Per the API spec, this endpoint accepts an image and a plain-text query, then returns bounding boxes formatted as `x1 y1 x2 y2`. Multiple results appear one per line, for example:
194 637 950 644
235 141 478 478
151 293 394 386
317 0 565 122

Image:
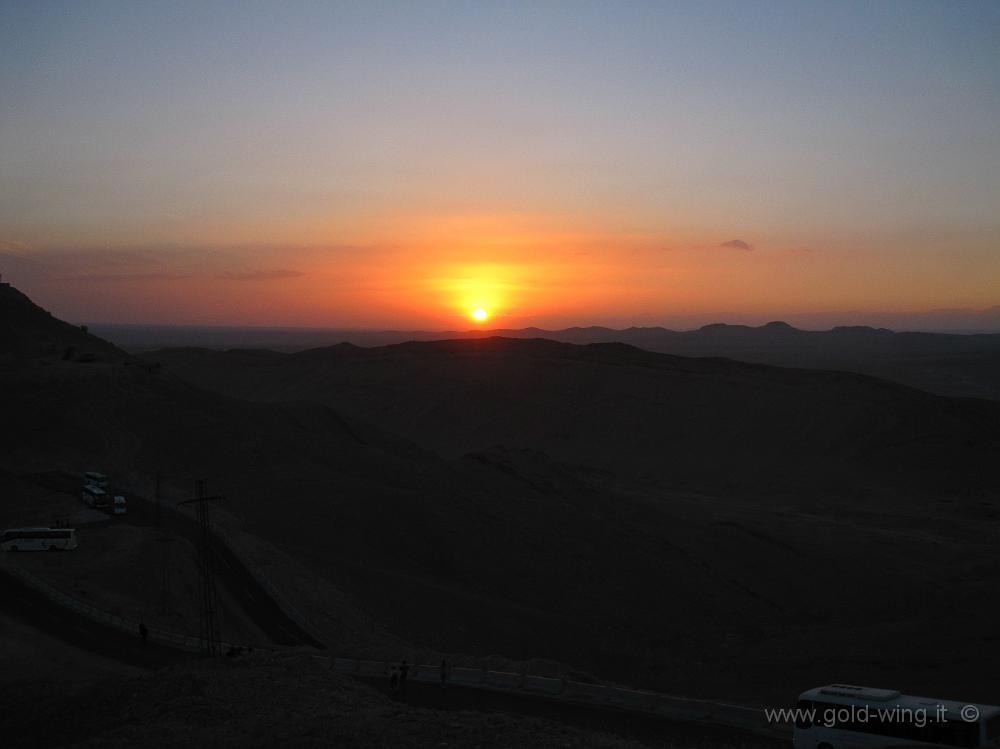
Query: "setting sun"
471 308 489 322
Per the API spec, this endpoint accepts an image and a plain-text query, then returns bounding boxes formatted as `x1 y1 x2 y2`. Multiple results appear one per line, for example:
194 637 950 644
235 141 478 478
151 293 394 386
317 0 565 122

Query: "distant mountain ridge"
527 322 1000 400
102 318 1000 401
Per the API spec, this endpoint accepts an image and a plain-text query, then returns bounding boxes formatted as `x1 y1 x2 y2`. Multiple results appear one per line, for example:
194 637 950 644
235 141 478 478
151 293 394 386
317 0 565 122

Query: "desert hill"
137 334 1000 702
4 283 1000 708
542 322 1000 401
0 281 124 364
0 653 772 749
145 336 1000 499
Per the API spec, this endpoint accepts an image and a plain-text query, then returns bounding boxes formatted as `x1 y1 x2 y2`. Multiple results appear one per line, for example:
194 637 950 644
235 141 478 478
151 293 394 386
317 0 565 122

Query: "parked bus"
795 684 1000 749
1 528 78 552
82 484 109 509
84 471 108 489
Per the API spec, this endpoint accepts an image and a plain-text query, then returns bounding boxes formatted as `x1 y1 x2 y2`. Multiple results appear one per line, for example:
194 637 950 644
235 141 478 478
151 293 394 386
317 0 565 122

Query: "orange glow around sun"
471 307 489 322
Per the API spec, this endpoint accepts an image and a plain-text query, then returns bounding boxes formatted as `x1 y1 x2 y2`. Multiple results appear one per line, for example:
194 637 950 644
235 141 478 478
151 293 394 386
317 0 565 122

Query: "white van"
82 484 109 509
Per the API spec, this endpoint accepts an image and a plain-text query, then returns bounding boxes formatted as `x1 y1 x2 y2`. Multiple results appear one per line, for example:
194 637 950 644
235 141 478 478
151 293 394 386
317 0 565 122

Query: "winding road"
2 472 785 746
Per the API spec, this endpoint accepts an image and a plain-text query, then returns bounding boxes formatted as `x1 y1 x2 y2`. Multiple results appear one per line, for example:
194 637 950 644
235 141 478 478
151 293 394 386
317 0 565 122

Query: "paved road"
0 564 192 669
0 572 783 749
24 471 324 650
8 472 784 745
361 676 787 748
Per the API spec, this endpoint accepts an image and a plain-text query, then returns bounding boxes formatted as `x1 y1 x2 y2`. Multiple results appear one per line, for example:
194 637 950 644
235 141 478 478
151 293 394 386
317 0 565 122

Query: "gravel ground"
0 653 772 749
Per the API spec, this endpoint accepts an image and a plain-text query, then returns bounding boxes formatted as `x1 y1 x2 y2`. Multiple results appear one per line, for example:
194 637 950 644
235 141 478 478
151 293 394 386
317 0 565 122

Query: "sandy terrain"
0 471 279 646
0 653 775 749
0 610 140 687
3 285 999 716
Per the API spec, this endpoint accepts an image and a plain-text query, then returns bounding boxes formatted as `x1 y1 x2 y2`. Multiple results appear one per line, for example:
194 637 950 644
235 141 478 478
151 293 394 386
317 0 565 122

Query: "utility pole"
155 471 172 617
154 471 162 528
178 479 225 656
157 532 173 617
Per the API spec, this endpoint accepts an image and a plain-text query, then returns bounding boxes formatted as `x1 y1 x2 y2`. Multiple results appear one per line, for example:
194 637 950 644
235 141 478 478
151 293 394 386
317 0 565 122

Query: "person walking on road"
139 620 148 646
440 658 448 688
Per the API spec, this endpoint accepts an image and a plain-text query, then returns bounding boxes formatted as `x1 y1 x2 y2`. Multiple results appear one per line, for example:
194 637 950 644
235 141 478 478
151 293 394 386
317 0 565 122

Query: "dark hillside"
114 319 1000 399
0 282 124 364
146 336 1000 499
4 284 1000 707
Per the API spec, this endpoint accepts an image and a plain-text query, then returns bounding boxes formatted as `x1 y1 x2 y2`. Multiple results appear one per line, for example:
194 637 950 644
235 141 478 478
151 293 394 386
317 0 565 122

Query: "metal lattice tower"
154 471 162 528
157 532 173 616
178 479 225 656
155 472 173 616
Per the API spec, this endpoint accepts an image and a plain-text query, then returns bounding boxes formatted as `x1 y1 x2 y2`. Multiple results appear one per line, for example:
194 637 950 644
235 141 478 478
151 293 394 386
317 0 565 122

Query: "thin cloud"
216 269 304 281
61 269 304 282
0 240 32 253
720 239 754 251
13 244 313 284
61 272 195 282
0 248 54 282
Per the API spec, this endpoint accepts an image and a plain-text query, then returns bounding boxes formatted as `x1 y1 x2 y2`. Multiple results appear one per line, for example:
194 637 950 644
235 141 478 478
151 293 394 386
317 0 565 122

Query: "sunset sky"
1 1 998 329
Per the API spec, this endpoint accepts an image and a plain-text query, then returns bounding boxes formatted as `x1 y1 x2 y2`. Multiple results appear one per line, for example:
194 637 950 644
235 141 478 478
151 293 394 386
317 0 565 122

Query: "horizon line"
85 319 1000 336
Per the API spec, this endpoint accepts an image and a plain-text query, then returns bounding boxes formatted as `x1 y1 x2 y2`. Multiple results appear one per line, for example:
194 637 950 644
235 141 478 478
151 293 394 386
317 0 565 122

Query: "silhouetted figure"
388 666 399 693
399 659 409 696
440 658 448 687
139 620 148 646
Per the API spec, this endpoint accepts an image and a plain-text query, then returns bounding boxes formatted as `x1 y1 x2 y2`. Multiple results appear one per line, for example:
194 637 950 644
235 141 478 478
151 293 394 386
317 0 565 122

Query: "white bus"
1 528 78 552
82 484 109 509
794 684 1000 749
